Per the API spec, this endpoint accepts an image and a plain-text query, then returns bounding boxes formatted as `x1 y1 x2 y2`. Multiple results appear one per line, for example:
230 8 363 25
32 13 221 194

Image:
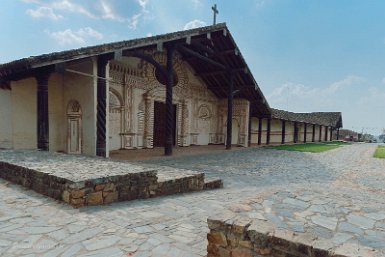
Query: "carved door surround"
67 100 82 154
143 87 188 148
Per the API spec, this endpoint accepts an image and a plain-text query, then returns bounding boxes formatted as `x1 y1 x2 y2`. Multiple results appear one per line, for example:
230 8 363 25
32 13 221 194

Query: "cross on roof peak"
212 4 218 25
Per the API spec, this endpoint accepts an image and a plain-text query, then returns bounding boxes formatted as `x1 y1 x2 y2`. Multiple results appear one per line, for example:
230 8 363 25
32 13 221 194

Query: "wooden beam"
212 49 238 56
123 50 167 77
177 45 227 70
195 67 247 77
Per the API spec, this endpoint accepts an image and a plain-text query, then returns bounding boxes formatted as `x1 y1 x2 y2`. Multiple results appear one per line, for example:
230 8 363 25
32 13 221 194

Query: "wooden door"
153 102 176 147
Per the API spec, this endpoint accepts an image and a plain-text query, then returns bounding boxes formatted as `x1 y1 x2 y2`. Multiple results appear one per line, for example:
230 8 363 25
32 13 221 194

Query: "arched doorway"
109 90 123 151
67 100 82 154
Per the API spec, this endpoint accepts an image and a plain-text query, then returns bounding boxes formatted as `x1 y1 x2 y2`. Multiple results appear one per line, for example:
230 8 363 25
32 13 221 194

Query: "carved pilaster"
143 95 153 148
180 100 189 146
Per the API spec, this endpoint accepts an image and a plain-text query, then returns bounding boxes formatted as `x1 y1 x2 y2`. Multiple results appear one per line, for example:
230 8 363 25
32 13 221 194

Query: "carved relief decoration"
198 104 212 120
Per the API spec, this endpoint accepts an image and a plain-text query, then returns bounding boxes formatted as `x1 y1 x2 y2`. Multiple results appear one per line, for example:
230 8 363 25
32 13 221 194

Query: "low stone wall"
0 150 223 208
0 161 70 200
207 216 347 257
62 172 159 208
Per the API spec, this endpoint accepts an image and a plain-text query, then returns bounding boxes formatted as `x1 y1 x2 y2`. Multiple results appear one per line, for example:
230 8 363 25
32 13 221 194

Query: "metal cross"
212 4 218 25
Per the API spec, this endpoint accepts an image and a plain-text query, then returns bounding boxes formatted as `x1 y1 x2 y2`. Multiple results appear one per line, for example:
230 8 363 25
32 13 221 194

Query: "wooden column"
324 126 328 141
330 127 333 141
257 118 262 145
312 124 315 142
266 118 271 145
36 72 51 151
96 56 109 157
337 128 340 140
165 45 175 156
247 104 252 147
303 123 307 143
226 72 234 150
281 120 286 144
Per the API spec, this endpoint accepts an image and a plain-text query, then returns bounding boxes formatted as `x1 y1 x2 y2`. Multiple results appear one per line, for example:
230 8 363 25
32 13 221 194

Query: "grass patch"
374 145 385 158
323 140 351 145
271 143 341 153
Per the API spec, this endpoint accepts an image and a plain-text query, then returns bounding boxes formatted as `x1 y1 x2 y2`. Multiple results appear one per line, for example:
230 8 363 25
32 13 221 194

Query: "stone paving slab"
0 143 384 256
0 150 155 182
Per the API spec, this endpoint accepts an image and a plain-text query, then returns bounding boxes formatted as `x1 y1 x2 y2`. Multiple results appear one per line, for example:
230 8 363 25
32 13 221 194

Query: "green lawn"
271 143 342 153
374 145 385 158
323 141 351 145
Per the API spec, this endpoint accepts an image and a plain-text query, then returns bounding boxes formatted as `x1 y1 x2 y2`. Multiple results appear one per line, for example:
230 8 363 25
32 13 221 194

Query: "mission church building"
0 23 342 157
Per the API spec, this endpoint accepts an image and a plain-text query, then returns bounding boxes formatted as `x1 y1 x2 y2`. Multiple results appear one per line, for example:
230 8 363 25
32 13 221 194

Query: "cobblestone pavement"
1 143 385 256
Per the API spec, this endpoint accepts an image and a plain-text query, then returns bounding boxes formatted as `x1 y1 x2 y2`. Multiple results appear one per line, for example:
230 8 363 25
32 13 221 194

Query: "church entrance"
153 101 176 147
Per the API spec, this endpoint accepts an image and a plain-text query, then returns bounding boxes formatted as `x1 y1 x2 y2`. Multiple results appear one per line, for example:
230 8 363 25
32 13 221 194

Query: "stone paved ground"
1 143 385 256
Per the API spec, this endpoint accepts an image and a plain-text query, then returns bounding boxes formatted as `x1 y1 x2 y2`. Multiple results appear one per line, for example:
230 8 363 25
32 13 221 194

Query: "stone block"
217 247 231 257
207 232 227 247
239 240 252 249
231 247 253 257
94 184 106 191
255 247 272 255
62 190 70 203
70 197 85 208
208 218 226 231
103 182 115 192
207 243 219 255
87 191 103 205
103 191 118 204
71 189 85 199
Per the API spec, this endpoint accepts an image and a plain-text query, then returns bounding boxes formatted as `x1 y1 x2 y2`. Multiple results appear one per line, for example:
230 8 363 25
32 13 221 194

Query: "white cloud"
100 0 125 22
128 14 141 29
327 75 364 93
51 0 96 18
146 33 153 37
266 75 385 135
192 0 202 6
183 19 207 30
26 6 63 20
137 0 149 10
267 75 365 112
21 0 42 4
48 27 103 45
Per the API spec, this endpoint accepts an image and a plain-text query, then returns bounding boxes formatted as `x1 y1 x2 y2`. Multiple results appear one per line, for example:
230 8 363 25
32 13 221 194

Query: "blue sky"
1 0 384 135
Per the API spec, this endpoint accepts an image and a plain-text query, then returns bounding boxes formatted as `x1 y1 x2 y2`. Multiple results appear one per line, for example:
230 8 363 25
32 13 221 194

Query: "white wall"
49 73 65 152
0 89 13 148
64 59 97 156
270 119 282 144
11 79 37 149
